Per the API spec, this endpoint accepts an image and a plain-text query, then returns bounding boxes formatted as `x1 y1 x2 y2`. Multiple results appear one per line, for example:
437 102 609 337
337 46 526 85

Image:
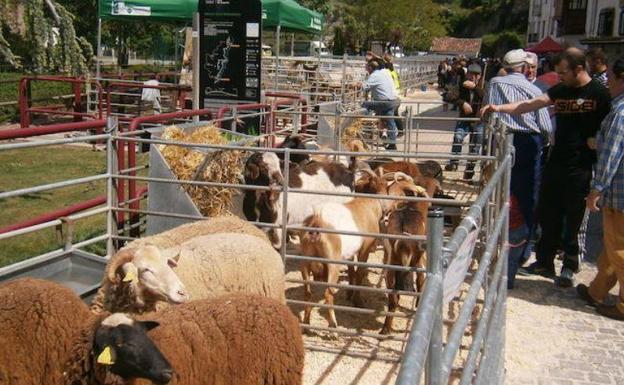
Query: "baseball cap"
502 49 528 68
467 64 482 74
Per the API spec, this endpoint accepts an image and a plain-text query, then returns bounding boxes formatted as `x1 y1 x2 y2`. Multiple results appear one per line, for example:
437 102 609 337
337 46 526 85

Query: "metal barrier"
18 76 104 128
0 89 511 383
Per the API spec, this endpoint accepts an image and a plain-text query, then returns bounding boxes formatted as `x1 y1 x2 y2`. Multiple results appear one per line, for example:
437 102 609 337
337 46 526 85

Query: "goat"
380 189 430 334
243 152 354 249
299 169 425 328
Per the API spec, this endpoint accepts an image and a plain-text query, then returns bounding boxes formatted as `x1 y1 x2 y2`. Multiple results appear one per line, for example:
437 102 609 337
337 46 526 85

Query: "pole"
96 18 102 80
291 33 295 56
192 12 200 117
275 25 281 91
425 207 445 385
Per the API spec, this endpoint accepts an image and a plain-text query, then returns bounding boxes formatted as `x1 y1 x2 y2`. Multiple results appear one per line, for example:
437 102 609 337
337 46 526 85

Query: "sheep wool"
0 278 93 385
128 215 270 249
142 294 304 385
174 233 286 303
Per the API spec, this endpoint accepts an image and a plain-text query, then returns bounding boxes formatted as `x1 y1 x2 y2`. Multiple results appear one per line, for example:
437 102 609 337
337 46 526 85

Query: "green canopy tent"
97 0 324 89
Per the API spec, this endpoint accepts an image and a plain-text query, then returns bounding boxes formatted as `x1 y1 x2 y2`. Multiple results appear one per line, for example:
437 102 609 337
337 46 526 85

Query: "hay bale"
159 125 246 217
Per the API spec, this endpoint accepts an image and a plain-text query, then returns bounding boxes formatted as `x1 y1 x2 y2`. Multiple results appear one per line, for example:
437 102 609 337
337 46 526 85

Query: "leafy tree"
0 0 91 73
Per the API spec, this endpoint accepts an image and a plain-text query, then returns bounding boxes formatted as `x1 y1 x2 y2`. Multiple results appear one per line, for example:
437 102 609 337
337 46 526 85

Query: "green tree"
0 0 91 73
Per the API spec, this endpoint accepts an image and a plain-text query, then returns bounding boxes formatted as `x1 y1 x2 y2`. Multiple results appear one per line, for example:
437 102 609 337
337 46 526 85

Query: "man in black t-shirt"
480 48 611 288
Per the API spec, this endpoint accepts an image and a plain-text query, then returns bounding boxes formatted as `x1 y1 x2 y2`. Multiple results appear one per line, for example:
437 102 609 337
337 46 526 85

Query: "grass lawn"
0 72 76 123
0 145 109 267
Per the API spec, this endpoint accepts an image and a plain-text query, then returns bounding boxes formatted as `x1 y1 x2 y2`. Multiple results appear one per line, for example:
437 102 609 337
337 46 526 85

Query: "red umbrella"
526 36 563 54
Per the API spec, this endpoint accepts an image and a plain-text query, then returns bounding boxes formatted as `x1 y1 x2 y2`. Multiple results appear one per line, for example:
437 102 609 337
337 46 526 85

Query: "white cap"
503 49 528 68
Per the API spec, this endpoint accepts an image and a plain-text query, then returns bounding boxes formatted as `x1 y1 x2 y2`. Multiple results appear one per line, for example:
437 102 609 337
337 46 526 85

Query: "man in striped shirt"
481 49 552 284
578 56 624 321
481 48 611 288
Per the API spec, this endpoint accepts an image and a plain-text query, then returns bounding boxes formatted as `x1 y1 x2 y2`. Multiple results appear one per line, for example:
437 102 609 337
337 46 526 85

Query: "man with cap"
480 49 553 287
481 48 611 288
445 63 485 180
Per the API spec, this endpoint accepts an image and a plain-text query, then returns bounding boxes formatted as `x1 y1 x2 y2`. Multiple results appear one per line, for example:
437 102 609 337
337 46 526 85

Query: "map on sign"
443 217 481 304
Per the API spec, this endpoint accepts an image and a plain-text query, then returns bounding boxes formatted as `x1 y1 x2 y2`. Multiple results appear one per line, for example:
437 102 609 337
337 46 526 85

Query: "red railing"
19 76 104 128
265 91 309 130
105 82 191 122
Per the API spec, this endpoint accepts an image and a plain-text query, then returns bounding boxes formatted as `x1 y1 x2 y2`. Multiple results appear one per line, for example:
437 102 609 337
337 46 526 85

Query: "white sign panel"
443 218 481 304
111 2 151 16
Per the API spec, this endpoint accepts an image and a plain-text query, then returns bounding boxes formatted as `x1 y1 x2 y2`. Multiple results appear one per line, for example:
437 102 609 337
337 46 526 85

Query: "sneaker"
596 304 624 321
444 163 458 172
381 131 388 140
517 262 556 278
556 267 574 288
463 171 474 181
385 143 398 151
576 284 599 307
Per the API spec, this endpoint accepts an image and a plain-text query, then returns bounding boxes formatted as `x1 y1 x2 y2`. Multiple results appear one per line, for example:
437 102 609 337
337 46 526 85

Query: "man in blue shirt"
578 57 624 321
481 49 552 286
361 59 400 150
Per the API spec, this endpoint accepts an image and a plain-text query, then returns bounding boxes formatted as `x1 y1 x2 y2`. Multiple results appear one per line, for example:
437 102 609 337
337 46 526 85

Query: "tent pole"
96 18 102 80
291 33 294 56
275 25 281 91
192 12 200 115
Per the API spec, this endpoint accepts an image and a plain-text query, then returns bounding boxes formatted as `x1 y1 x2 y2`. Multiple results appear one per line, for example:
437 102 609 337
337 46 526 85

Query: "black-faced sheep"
66 295 304 385
92 233 285 314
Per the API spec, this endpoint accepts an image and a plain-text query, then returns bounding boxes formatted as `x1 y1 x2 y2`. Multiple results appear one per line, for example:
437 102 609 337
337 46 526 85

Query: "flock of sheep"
0 134 448 384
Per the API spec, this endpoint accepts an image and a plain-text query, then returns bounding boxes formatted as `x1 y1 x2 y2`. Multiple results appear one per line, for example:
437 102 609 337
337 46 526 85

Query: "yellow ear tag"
97 346 115 365
123 269 138 283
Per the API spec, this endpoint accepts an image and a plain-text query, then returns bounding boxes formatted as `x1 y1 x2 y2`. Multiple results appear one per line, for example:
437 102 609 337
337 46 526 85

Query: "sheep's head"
107 245 189 310
94 313 172 385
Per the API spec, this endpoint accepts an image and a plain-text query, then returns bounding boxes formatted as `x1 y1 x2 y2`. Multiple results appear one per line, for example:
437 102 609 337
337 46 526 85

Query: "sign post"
198 0 262 108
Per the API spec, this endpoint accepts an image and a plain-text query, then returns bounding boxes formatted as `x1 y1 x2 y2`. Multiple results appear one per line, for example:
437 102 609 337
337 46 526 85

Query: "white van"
293 41 330 57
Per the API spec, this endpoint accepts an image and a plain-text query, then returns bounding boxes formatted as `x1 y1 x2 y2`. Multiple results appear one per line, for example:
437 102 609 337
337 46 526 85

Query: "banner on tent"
198 0 262 106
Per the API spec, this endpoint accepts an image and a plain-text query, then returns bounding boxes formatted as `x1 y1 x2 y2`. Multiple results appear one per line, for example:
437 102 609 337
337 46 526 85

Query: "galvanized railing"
396 120 512 385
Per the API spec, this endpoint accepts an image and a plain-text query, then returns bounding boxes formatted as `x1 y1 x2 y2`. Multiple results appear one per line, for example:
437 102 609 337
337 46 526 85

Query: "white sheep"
92 232 286 314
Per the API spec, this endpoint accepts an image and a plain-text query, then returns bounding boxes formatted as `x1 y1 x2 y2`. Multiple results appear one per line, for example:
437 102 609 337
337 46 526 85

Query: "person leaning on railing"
578 56 624 321
479 49 553 286
359 58 401 151
481 48 611 289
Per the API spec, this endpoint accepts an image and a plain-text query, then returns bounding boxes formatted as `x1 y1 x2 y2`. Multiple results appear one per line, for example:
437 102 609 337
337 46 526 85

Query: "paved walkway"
506 258 624 385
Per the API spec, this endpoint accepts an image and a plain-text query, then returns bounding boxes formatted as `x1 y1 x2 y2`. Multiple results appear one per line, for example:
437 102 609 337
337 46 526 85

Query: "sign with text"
198 0 262 107
443 218 481 304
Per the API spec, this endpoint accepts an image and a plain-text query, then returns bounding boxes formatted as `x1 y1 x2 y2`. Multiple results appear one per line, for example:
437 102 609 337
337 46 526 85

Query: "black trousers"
535 165 591 272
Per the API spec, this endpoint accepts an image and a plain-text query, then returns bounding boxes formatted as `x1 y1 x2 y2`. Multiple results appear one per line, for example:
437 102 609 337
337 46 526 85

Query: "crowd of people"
439 47 624 321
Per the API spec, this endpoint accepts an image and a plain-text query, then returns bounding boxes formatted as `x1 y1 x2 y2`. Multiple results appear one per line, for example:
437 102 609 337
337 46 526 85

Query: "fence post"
106 116 119 255
73 80 82 122
425 207 445 385
340 53 347 103
19 78 30 128
279 148 290 263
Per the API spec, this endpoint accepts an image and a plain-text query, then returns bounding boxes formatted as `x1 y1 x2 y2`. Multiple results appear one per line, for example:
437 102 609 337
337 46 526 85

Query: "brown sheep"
0 278 93 385
65 295 304 385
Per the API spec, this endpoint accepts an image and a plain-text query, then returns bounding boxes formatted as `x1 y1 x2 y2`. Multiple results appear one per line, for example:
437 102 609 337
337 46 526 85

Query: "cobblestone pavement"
505 258 624 385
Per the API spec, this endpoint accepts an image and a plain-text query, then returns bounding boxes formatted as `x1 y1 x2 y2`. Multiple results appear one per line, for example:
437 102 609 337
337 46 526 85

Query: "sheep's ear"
137 320 160 332
96 346 116 365
161 246 181 264
121 262 139 283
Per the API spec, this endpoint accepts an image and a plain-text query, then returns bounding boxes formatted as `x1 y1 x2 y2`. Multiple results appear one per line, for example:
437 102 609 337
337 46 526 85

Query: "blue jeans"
362 100 400 144
450 121 484 172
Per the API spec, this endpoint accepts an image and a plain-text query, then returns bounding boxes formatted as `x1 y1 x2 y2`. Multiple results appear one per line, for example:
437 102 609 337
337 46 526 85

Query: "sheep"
127 215 271 249
0 278 95 385
65 294 304 385
92 233 286 314
299 169 426 328
0 278 302 385
380 193 430 335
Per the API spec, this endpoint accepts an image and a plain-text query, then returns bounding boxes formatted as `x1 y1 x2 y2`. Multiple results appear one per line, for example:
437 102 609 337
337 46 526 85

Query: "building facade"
527 0 624 58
